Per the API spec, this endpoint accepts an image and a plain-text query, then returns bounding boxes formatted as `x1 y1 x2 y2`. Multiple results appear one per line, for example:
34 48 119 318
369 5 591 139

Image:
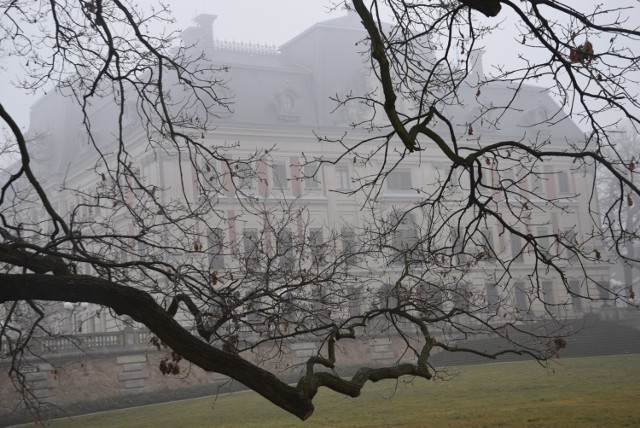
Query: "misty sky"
0 0 342 130
0 0 637 132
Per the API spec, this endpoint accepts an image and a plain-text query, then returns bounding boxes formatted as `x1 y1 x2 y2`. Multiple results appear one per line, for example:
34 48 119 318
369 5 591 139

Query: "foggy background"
0 0 343 129
2 0 636 132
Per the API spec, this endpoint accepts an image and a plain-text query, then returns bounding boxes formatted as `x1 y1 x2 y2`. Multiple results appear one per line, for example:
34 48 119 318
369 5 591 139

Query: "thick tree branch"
297 324 433 401
459 0 502 17
0 274 315 420
166 293 213 342
0 243 71 275
298 363 431 401
352 0 421 152
0 103 69 238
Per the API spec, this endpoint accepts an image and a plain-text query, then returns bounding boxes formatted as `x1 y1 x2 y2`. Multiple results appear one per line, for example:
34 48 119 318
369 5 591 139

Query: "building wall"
18 13 608 336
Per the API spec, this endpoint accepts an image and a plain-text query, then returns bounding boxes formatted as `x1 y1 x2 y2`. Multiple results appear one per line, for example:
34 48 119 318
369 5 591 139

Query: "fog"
1 0 639 425
2 0 636 130
0 0 342 129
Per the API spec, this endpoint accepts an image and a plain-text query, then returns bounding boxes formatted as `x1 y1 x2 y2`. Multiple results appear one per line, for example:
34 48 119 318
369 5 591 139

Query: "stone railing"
29 329 150 356
18 306 640 359
212 39 279 55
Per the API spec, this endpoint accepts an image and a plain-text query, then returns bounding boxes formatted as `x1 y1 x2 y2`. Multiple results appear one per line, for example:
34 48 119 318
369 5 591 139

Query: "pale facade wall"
27 120 606 335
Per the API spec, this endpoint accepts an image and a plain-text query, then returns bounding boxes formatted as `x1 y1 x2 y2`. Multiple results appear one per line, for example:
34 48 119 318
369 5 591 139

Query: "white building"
21 12 608 337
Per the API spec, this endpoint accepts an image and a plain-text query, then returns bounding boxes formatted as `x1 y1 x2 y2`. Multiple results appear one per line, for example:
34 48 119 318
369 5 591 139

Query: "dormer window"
274 87 300 121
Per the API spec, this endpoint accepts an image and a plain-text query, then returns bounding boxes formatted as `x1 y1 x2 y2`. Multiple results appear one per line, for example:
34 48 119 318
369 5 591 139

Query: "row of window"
499 168 574 198
232 162 328 192
232 163 414 193
509 280 585 313
473 226 581 264
208 224 585 271
229 277 592 330
418 281 587 316
207 227 359 271
368 279 590 317
236 164 574 196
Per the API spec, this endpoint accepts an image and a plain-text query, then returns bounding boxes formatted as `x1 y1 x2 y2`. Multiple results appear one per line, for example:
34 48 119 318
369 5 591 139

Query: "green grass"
50 354 640 427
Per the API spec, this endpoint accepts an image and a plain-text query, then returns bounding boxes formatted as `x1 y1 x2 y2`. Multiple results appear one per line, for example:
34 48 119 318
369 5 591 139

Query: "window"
243 229 259 265
272 162 288 189
244 292 263 324
341 228 357 265
452 282 470 311
207 228 225 270
335 165 350 190
563 227 577 262
137 241 147 258
159 226 170 263
392 226 419 265
378 283 400 309
312 286 331 325
514 281 529 313
568 280 583 312
529 169 544 196
597 282 612 301
312 285 325 311
129 166 144 201
391 213 419 265
502 169 515 190
450 225 469 264
120 247 129 264
417 281 443 314
303 164 320 189
279 290 298 324
536 227 550 251
387 169 412 191
80 205 90 222
347 286 361 317
309 228 325 267
486 284 499 313
276 228 295 269
93 203 102 220
478 228 495 261
557 170 570 194
543 281 555 308
563 227 576 243
447 169 460 191
199 160 220 197
510 233 524 263
234 162 255 190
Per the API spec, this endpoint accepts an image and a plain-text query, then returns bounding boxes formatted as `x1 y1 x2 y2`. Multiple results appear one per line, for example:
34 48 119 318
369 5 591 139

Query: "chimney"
193 14 217 47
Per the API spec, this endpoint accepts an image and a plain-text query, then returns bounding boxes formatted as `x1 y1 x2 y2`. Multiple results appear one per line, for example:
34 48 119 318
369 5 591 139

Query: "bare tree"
1 0 639 421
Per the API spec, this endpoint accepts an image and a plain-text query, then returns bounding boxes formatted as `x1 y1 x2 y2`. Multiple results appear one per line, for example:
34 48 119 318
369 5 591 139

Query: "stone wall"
0 329 421 423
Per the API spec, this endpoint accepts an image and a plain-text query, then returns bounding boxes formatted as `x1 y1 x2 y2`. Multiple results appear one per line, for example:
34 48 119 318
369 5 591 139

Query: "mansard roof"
27 12 584 173
179 12 584 139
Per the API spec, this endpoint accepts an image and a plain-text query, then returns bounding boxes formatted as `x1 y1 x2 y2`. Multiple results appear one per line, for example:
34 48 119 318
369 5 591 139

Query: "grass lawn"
50 354 640 427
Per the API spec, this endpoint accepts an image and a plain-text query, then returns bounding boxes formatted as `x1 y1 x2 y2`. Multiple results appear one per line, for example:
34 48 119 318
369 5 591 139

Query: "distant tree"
1 0 639 421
